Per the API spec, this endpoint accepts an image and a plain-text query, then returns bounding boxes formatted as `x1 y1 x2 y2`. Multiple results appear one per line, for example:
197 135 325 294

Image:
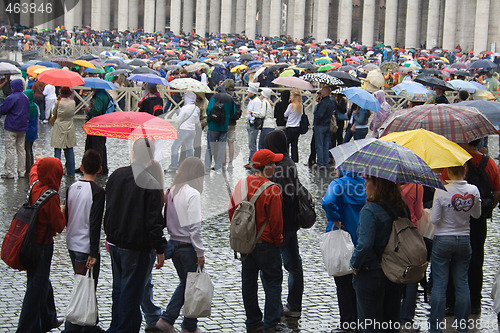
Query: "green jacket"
206 93 235 132
88 90 111 119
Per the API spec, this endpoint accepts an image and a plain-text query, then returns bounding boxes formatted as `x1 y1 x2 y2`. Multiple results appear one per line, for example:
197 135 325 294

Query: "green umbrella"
318 64 335 72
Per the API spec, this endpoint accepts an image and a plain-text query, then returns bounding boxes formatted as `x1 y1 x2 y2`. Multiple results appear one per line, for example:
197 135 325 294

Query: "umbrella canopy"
83 77 118 89
230 64 248 73
472 89 496 101
469 59 497 70
104 69 131 79
380 62 400 72
297 62 317 69
380 104 498 143
36 61 61 68
0 59 21 67
380 129 471 169
330 138 445 189
391 81 435 102
50 57 76 68
300 73 343 86
0 62 21 75
131 67 160 75
414 75 455 91
327 71 361 87
448 79 478 93
128 59 148 67
271 77 314 89
82 111 177 140
365 70 385 89
37 69 85 87
73 60 96 69
363 63 380 72
456 100 500 127
240 53 256 61
169 78 211 93
342 87 381 112
128 73 171 86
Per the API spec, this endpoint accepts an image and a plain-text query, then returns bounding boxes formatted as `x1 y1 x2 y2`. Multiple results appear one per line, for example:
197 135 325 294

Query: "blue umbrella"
342 87 381 112
177 60 193 66
128 74 171 86
83 77 118 90
36 61 60 68
469 59 497 70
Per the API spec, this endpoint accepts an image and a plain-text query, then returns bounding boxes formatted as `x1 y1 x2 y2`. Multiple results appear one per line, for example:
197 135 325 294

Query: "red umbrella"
37 69 84 87
82 111 177 140
484 51 493 55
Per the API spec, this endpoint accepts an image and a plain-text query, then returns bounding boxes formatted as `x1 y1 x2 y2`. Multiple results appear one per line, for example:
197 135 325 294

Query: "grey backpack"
230 177 275 259
380 205 428 284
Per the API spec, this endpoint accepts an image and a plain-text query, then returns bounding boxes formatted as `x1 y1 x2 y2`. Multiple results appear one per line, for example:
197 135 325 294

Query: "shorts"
227 125 236 143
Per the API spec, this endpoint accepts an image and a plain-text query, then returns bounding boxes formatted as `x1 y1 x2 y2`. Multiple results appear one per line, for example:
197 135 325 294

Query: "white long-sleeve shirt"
260 99 276 129
245 95 262 123
430 180 481 236
284 104 302 128
176 104 200 131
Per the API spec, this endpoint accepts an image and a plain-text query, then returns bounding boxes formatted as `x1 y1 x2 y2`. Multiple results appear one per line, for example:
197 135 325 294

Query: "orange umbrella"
27 65 46 77
37 69 84 87
82 111 177 140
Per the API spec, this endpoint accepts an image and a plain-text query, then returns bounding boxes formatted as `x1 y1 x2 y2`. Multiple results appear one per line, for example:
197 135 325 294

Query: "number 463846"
5 2 53 14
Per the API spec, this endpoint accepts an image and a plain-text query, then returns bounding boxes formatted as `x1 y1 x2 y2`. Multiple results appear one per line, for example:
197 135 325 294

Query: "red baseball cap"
252 149 283 167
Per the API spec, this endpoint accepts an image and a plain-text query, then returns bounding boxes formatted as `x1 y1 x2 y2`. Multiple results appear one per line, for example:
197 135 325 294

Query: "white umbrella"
0 63 21 75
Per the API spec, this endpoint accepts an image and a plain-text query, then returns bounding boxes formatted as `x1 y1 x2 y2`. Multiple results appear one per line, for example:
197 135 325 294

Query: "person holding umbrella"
434 87 449 104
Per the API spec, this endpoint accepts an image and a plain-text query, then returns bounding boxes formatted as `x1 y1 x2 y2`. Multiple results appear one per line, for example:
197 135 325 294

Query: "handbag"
183 265 214 318
253 117 264 130
65 268 98 326
48 101 60 126
299 113 309 135
297 181 316 228
320 229 355 276
329 113 338 133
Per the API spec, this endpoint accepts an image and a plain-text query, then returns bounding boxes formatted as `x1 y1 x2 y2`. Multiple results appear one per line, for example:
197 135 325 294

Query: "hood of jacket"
214 86 235 104
37 157 63 191
183 91 197 105
23 89 39 118
263 130 288 156
10 79 24 93
280 90 291 103
373 90 387 105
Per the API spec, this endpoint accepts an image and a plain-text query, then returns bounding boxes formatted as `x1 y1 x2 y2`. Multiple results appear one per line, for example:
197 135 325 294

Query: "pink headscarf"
369 90 392 138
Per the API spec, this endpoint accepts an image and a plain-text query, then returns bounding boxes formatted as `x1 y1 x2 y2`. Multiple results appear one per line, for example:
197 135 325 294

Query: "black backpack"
209 94 226 124
466 155 494 218
230 96 242 121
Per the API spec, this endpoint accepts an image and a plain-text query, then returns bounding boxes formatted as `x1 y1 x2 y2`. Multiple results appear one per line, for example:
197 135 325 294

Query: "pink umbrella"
271 77 314 90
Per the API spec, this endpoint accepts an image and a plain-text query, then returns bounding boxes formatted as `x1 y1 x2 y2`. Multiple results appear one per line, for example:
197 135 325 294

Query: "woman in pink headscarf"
369 90 392 138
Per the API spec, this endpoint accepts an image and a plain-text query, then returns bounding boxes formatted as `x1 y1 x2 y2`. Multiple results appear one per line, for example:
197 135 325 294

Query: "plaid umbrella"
300 73 343 86
330 138 445 189
380 104 498 143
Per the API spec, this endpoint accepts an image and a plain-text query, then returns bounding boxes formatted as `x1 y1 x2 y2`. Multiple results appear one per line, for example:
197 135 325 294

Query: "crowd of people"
2 24 500 333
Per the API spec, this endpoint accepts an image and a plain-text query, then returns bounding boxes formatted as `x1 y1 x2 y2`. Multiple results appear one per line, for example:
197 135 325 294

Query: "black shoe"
445 307 454 316
247 323 263 333
44 319 64 332
471 306 481 315
145 321 163 332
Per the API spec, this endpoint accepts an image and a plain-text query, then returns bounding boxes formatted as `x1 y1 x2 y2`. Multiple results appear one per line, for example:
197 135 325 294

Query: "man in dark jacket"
0 79 29 179
104 138 166 333
313 86 334 168
205 85 235 174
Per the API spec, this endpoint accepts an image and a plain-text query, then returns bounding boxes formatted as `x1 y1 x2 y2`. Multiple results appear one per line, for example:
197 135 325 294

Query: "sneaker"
263 324 293 333
156 318 175 332
282 305 301 318
215 170 223 175
146 321 164 332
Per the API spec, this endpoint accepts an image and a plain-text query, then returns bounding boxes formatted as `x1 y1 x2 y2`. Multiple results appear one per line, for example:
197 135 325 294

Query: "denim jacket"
353 108 370 126
350 201 394 271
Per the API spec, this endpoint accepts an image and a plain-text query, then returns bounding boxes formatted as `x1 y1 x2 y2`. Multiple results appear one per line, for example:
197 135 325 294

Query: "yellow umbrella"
33 67 51 76
380 128 471 169
73 60 96 69
230 65 248 73
279 69 295 77
27 65 47 77
439 57 450 64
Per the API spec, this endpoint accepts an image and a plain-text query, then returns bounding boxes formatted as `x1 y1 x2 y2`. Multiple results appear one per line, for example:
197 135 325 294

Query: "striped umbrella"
330 138 445 189
380 104 497 143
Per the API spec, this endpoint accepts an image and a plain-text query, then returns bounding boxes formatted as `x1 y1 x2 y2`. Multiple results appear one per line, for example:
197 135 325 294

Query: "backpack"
1 181 57 271
299 113 309 135
230 177 275 259
230 96 242 121
380 204 428 284
105 94 117 114
209 94 226 124
297 181 316 228
466 155 494 218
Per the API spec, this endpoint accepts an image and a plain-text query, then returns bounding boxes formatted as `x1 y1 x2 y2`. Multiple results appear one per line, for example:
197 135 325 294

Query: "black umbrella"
327 71 361 87
131 67 160 75
103 58 125 65
106 69 131 77
223 56 236 62
469 59 497 70
297 62 316 69
453 70 472 77
129 59 147 67
239 53 256 61
421 68 442 76
414 75 455 91
116 64 135 70
0 59 21 67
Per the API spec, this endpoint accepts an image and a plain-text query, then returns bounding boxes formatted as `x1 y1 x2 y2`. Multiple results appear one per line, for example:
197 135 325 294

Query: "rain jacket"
0 79 29 132
29 157 65 245
50 98 76 149
88 89 111 119
23 89 38 142
176 91 200 131
206 85 235 132
369 90 392 137
321 171 366 245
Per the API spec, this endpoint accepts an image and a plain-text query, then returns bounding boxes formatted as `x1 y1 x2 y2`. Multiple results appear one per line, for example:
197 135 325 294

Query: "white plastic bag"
320 229 355 277
183 265 214 318
65 268 98 326
491 266 500 315
417 208 435 239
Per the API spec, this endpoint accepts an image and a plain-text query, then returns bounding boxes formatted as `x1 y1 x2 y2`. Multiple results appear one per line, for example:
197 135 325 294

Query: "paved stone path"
0 120 499 332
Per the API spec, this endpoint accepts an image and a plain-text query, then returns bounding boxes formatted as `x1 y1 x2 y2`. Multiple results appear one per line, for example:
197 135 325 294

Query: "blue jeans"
205 130 227 172
314 125 330 167
280 231 303 311
259 127 274 150
352 268 402 333
160 245 198 332
141 251 162 325
169 129 195 169
429 236 471 333
242 242 283 330
400 283 418 324
108 245 152 333
247 123 259 163
54 147 75 176
63 251 101 332
17 243 58 333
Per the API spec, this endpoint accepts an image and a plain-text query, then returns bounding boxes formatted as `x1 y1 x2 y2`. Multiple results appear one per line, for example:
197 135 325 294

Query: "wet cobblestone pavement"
0 118 499 332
